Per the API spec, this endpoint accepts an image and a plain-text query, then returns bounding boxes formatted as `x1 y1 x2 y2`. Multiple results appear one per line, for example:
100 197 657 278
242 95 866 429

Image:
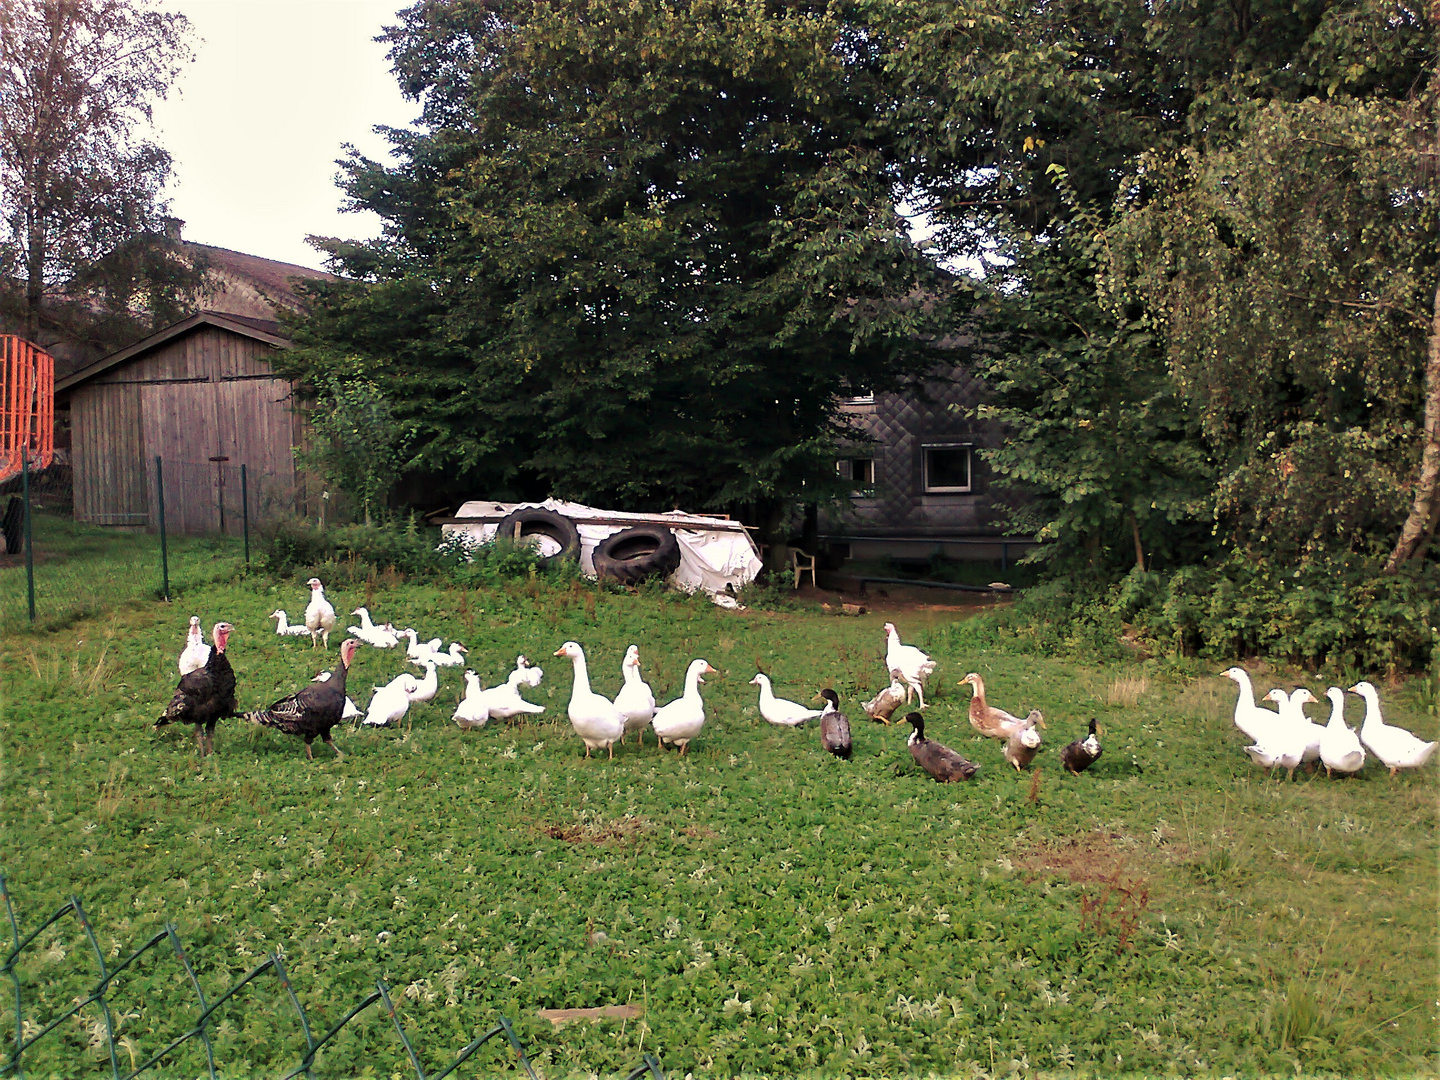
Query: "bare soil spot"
539 815 651 845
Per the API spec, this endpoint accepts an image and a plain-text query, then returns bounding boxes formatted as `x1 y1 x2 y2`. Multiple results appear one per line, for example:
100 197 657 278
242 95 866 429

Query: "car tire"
494 508 581 564
593 525 682 585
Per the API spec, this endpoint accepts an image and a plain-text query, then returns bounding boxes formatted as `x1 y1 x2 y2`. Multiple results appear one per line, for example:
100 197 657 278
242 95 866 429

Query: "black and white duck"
1059 718 1102 774
903 712 979 782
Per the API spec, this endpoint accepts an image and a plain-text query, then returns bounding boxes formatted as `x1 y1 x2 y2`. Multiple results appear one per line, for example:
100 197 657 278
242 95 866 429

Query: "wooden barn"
54 312 305 534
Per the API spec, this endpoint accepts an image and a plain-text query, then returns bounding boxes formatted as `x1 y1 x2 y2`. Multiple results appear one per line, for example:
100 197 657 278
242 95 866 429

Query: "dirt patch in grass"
1018 834 1159 950
1016 833 1135 884
539 815 652 845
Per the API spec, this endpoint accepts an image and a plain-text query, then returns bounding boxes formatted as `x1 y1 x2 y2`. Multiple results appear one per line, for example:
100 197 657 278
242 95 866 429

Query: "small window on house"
922 444 972 493
837 457 875 490
840 389 875 405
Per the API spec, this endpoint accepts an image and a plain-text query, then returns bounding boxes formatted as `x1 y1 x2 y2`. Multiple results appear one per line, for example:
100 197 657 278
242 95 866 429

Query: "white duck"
363 673 419 727
509 655 544 689
348 607 400 648
653 658 717 755
883 622 937 706
1220 667 1279 743
472 676 547 723
614 645 656 743
342 695 361 721
402 629 440 664
406 660 438 704
304 578 337 649
749 673 822 727
554 641 625 758
1351 680 1438 778
431 642 469 668
1264 687 1324 765
269 609 311 637
453 671 491 729
1318 686 1365 777
178 616 211 675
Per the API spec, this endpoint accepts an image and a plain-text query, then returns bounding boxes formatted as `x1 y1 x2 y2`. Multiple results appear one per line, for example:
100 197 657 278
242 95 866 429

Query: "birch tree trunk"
1384 278 1440 571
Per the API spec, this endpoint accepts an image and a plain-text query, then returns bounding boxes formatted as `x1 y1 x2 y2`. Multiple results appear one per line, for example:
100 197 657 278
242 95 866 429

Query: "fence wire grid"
2 877 665 1080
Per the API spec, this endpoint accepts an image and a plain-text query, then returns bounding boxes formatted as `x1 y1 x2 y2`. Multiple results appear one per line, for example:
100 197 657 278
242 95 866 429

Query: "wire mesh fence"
1 876 666 1080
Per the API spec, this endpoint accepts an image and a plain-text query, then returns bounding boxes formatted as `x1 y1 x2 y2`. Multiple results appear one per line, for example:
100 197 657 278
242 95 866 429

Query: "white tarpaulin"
441 499 763 598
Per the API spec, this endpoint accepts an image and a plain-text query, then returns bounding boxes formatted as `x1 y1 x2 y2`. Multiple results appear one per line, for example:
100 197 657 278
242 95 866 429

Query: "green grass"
1 518 1437 1078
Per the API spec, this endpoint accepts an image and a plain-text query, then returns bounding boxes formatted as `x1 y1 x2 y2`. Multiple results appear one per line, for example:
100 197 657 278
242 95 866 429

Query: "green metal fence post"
22 446 34 622
241 464 250 568
156 456 170 601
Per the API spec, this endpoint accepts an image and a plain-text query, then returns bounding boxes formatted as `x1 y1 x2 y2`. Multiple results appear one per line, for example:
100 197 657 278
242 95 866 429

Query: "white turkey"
177 616 211 676
883 622 937 706
304 578 337 649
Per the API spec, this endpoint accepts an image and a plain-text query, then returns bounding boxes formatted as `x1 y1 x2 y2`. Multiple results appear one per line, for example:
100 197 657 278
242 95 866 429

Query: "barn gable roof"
55 311 293 395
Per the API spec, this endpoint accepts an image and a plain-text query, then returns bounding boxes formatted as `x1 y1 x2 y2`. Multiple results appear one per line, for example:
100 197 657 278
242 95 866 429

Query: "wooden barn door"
141 381 222 534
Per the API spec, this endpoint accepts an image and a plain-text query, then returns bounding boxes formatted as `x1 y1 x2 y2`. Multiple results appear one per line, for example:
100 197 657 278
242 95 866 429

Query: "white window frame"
839 390 875 405
922 442 973 494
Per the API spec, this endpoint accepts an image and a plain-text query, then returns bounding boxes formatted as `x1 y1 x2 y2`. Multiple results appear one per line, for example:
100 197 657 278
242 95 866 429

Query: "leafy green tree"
287 0 950 535
0 0 193 342
302 372 412 526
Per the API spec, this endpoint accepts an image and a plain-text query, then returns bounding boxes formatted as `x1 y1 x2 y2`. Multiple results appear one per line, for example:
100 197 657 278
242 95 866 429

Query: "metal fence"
2 876 665 1080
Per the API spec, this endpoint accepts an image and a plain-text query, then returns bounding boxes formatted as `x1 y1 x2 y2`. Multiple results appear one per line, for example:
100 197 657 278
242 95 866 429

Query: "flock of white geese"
254 579 1435 781
1222 668 1436 779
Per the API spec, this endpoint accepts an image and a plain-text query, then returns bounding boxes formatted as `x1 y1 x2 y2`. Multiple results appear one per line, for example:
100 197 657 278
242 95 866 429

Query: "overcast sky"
151 1 417 271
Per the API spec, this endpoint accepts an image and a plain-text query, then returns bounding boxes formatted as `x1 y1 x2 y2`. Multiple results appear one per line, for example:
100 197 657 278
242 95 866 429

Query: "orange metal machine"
0 336 54 484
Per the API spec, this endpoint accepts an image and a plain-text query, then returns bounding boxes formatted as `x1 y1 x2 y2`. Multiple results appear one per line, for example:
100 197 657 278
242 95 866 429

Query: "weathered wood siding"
71 325 299 533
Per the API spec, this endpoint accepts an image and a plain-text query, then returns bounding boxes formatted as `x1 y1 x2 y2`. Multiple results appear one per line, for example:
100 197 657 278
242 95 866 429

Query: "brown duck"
960 673 1043 740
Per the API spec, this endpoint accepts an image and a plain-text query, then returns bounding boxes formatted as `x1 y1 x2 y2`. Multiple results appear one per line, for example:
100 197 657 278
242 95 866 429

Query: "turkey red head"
211 622 234 652
340 639 360 668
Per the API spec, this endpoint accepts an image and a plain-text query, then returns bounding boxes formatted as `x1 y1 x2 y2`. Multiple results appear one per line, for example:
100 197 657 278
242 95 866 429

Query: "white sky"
151 1 418 271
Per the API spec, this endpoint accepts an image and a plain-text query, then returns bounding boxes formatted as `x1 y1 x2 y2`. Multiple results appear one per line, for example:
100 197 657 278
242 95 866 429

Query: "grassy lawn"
1 517 1436 1078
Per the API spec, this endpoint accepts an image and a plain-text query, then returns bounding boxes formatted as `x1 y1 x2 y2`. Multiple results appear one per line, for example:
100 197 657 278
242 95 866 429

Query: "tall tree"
0 0 192 341
288 0 950 528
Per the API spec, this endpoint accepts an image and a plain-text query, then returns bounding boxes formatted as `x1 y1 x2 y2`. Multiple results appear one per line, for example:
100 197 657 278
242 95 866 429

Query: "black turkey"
156 622 236 756
246 639 359 759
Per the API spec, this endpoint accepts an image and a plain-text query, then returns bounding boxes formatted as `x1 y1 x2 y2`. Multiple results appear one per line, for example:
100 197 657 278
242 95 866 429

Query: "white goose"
1351 680 1438 778
406 660 438 704
614 645 656 743
431 642 469 668
509 655 544 689
749 673 822 727
453 671 490 730
653 658 717 755
269 609 311 637
1318 686 1365 777
364 673 419 727
554 641 625 758
1264 687 1324 765
178 616 211 675
349 607 400 648
304 578 337 649
883 622 937 706
1221 667 1279 743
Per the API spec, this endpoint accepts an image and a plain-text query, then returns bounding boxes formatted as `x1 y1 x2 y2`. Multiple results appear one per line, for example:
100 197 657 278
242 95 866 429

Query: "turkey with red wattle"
246 639 359 760
156 621 236 756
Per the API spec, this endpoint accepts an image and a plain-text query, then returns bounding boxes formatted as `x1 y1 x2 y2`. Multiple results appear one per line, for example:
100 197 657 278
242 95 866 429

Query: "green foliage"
298 372 413 525
286 0 950 516
1 562 1435 1076
956 558 1440 674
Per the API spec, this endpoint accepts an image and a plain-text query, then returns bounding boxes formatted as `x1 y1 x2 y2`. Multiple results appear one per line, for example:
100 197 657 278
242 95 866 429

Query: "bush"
258 518 580 588
945 555 1440 675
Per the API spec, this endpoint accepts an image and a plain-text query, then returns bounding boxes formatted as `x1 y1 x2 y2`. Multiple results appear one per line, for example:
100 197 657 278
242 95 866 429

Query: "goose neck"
570 653 592 696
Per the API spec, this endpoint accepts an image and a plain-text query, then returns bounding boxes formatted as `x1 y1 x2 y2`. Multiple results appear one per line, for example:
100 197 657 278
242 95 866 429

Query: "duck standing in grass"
615 645 657 744
453 671 490 729
1003 718 1043 771
363 672 419 728
653 658 717 755
1318 687 1365 777
1351 680 1438 778
1264 687 1324 767
555 641 626 758
960 673 1043 740
750 673 822 727
816 688 852 759
861 670 908 724
903 713 979 782
1060 719 1103 774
